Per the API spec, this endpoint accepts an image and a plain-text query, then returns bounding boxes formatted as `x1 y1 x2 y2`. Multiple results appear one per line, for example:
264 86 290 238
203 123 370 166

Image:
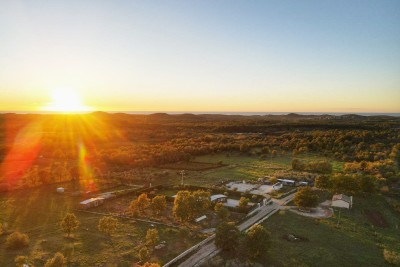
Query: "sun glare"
42 88 92 112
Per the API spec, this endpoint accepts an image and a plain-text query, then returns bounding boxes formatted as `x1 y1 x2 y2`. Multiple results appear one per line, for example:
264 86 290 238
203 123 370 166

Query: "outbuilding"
79 197 105 209
56 187 65 193
210 194 228 203
331 194 353 209
277 179 296 186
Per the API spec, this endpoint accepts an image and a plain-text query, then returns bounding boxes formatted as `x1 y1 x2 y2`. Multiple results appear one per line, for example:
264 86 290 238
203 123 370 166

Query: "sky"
0 0 399 113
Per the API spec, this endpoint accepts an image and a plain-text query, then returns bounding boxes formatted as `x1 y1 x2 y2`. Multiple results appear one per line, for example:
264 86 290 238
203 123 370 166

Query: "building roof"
195 215 207 222
80 197 104 205
210 194 227 202
277 179 296 183
332 194 352 204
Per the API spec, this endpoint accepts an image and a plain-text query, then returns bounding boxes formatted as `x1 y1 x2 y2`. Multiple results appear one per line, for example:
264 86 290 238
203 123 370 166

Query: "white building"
277 179 296 186
79 197 105 209
210 194 228 203
331 194 353 209
272 182 283 190
56 187 65 193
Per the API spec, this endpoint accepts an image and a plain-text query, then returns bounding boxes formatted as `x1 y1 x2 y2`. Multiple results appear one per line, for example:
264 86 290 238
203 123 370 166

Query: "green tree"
215 222 240 253
244 225 270 259
214 202 230 220
98 216 118 237
315 175 332 190
358 175 377 193
61 213 80 237
192 190 211 216
294 186 319 209
151 195 167 215
331 174 360 195
146 228 159 247
44 252 66 267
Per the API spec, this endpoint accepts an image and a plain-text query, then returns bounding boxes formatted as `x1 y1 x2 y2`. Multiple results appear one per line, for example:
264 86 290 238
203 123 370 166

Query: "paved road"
177 195 293 267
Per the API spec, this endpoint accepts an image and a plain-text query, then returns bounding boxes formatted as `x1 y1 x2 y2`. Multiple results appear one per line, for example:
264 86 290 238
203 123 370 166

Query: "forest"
0 112 399 192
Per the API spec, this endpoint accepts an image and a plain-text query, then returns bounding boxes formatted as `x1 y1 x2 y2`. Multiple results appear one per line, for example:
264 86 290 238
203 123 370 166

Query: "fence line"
163 234 216 267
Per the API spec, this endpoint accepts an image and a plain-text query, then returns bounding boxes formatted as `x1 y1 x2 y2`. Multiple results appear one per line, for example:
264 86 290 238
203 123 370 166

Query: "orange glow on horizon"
42 88 93 113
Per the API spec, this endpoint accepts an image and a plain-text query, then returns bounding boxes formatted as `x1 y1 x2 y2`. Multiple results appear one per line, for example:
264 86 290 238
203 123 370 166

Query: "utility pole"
336 209 341 227
180 170 185 186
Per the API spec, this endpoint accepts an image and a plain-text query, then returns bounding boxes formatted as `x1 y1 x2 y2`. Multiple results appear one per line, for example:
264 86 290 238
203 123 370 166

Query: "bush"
44 252 66 267
15 256 28 267
6 232 29 250
383 249 400 265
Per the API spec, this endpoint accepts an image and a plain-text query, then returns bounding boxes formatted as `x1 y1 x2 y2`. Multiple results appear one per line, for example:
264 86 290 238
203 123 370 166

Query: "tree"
61 213 80 237
14 256 28 267
239 197 249 208
315 175 332 190
244 225 270 259
215 222 240 253
129 200 139 216
191 190 211 216
138 263 160 267
292 159 304 171
137 193 151 214
139 247 150 262
294 186 318 209
98 216 118 236
358 175 377 193
173 191 192 222
331 174 360 195
151 195 167 215
6 232 29 250
146 228 159 247
44 252 66 267
214 202 230 220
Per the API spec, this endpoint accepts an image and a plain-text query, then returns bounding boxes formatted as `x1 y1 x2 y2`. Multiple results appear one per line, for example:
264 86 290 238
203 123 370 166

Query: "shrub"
383 249 400 265
6 232 29 250
44 252 66 267
15 256 28 267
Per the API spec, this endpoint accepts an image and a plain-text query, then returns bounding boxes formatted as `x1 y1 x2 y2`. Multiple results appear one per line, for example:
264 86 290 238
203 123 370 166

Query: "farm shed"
210 194 228 203
331 194 353 209
272 182 283 190
56 187 65 193
277 179 296 186
79 197 105 209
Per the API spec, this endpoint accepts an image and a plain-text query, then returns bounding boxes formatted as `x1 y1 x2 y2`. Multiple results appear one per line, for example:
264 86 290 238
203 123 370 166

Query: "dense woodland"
0 112 399 191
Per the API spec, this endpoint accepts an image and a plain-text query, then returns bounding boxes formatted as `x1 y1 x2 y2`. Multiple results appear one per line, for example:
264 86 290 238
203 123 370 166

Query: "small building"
79 197 105 209
277 179 296 186
210 194 228 203
272 182 283 190
98 192 115 199
331 194 353 209
56 187 65 193
194 215 207 223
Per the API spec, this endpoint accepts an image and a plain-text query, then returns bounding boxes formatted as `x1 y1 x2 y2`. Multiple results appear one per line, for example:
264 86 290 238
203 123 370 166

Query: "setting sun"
42 88 92 112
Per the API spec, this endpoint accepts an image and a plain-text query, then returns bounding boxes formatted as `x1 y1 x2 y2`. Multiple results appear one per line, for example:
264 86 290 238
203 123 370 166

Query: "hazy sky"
0 0 399 112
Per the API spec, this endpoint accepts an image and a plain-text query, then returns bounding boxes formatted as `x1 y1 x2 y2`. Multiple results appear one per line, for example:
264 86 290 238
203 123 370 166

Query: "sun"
42 87 92 112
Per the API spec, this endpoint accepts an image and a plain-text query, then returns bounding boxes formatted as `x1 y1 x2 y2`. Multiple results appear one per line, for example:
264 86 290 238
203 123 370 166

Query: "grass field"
0 183 202 266
263 194 400 267
174 153 344 187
